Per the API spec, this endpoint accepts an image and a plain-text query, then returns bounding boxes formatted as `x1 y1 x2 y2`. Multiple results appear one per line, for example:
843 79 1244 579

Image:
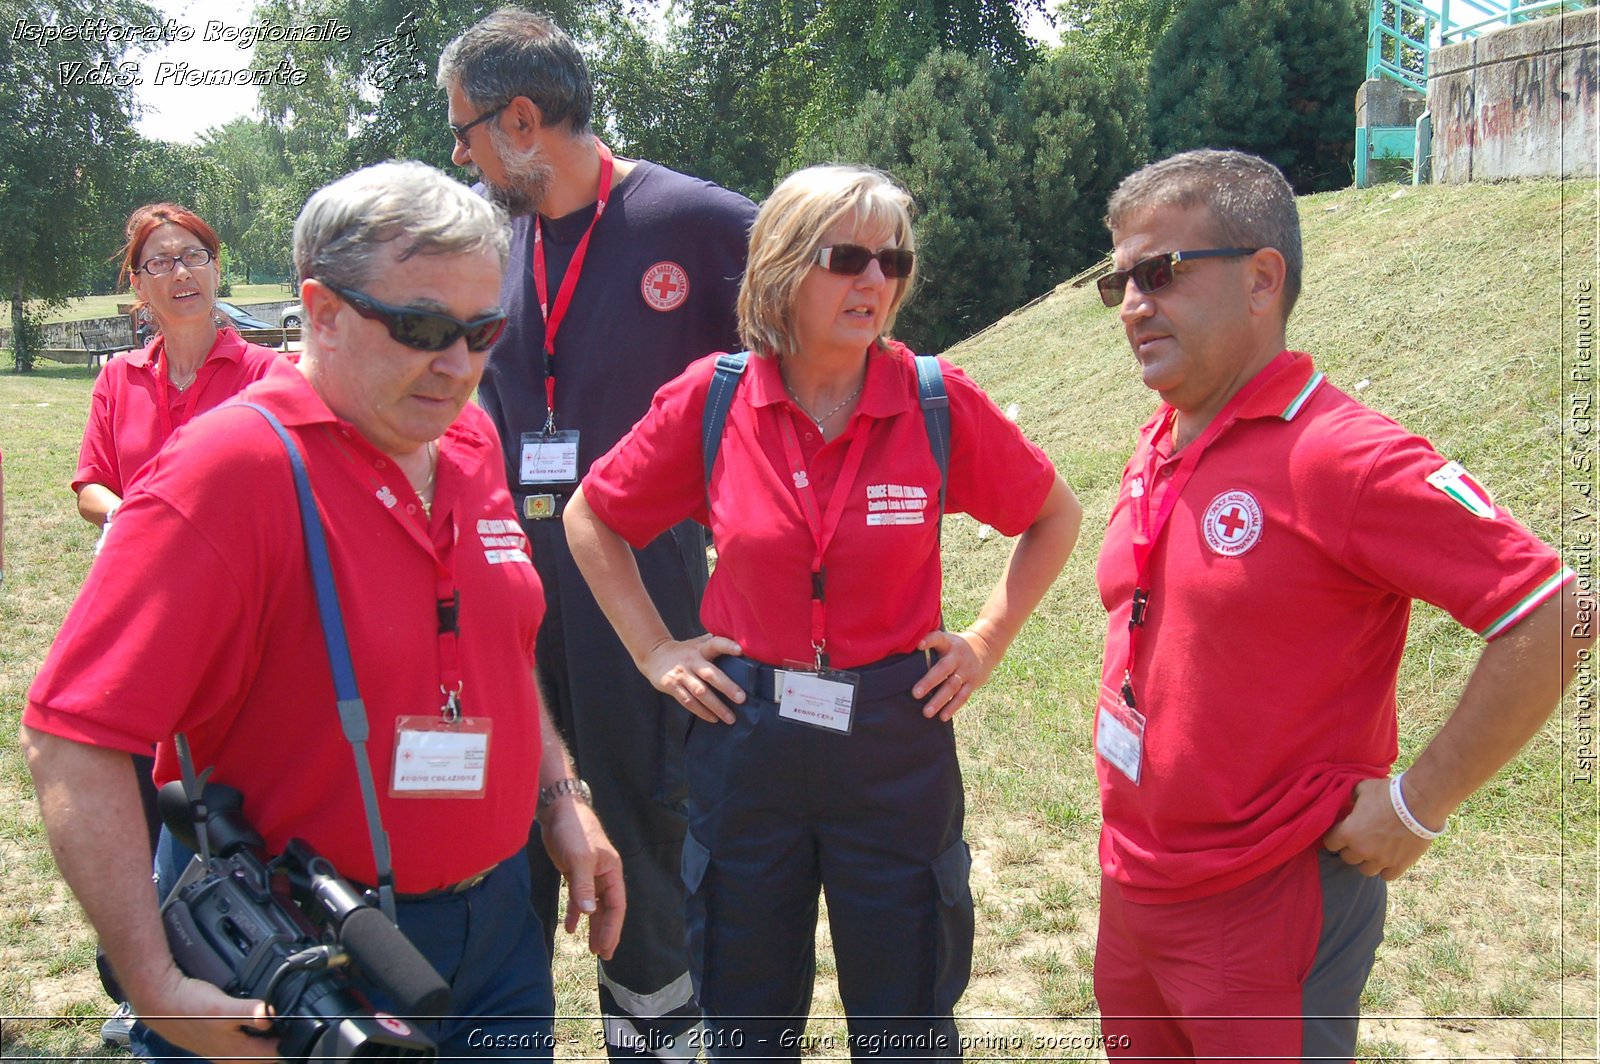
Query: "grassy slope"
0 180 1594 1059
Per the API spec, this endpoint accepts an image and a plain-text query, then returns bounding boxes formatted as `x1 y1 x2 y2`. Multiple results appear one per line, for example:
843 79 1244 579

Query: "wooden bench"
237 327 302 349
36 348 101 368
79 324 140 370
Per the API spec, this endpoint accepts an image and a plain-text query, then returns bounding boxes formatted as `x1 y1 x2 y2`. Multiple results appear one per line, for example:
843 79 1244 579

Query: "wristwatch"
537 777 592 812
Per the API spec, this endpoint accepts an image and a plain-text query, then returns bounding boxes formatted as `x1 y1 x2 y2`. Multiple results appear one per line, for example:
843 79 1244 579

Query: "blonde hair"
737 165 916 357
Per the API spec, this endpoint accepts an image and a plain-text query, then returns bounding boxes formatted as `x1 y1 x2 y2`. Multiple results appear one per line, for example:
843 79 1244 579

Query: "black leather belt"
719 650 934 703
391 864 496 902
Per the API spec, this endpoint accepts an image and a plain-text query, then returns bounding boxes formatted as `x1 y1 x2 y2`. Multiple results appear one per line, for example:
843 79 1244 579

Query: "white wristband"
1389 773 1445 841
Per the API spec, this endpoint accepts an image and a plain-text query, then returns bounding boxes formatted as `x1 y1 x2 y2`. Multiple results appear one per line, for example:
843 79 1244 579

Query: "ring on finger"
952 674 964 685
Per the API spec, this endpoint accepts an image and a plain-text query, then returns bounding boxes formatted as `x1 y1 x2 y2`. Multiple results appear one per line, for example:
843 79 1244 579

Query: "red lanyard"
532 138 614 433
1121 352 1291 705
154 340 205 440
778 413 873 669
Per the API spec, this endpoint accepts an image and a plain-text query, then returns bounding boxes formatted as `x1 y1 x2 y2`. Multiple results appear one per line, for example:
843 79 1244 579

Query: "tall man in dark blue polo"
439 11 757 1059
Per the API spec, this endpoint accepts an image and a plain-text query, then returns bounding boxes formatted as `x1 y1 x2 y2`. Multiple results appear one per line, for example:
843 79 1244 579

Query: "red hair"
117 203 221 296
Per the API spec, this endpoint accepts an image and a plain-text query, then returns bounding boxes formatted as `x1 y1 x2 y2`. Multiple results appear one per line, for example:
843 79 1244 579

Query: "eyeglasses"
450 103 507 147
137 248 214 276
1096 248 1259 307
333 286 508 352
816 244 916 280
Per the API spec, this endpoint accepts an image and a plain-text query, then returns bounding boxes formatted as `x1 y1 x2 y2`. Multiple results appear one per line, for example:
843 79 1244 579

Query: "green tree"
1 0 159 369
1054 0 1182 75
1147 0 1365 193
1015 46 1148 292
599 0 1045 199
253 0 613 192
803 50 1029 350
196 119 295 283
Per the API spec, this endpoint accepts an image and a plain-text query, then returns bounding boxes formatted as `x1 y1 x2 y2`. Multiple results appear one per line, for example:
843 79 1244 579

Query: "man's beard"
484 152 553 218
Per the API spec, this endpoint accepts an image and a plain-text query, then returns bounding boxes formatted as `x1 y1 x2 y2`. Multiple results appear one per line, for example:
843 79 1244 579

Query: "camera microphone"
337 906 453 1016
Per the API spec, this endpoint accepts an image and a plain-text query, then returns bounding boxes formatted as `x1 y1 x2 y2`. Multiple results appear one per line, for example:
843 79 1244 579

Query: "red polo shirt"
583 341 1057 669
29 359 543 891
1094 353 1571 902
74 327 281 496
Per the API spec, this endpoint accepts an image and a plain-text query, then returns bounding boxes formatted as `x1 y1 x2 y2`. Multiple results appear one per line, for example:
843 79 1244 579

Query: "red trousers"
1095 848 1383 1063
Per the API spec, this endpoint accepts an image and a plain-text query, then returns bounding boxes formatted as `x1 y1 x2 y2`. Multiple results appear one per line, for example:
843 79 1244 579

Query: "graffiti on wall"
1430 19 1598 182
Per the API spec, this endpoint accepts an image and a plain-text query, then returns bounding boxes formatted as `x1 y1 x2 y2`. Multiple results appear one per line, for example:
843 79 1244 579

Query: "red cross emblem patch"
1202 490 1263 556
641 261 689 312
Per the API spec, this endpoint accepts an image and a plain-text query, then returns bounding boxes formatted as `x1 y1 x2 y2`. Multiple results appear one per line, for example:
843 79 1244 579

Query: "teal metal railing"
1367 0 1590 91
1367 0 1435 93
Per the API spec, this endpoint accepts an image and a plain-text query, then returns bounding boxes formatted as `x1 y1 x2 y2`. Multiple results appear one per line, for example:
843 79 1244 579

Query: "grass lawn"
0 179 1595 1060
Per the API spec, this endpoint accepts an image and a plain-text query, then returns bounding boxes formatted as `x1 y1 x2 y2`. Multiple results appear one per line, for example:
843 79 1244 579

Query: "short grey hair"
738 165 916 358
437 8 592 137
294 161 510 290
1106 149 1303 319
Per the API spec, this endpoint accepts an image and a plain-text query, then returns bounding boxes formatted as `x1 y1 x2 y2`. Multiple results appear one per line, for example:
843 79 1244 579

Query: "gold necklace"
416 441 439 514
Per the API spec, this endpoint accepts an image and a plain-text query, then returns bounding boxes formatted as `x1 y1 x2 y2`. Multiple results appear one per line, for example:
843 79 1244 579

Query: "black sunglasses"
816 244 916 279
1096 248 1259 307
449 103 507 146
333 286 508 353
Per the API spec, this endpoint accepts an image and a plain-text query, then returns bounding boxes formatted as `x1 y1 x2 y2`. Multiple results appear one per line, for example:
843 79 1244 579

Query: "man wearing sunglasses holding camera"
23 161 623 1062
1089 149 1586 1061
438 11 756 1060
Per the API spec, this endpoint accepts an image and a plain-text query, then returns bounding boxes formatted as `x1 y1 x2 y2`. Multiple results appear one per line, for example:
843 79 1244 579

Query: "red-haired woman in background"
71 205 281 1044
74 204 280 533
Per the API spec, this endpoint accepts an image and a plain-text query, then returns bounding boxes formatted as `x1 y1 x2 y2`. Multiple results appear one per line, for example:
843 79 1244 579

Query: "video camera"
158 781 452 1060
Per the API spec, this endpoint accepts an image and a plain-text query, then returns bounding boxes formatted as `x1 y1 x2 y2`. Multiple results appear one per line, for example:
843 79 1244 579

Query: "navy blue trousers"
681 669 973 1061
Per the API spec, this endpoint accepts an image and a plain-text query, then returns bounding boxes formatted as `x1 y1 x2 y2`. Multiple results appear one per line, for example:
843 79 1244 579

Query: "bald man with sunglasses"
1089 149 1585 1062
22 161 623 1063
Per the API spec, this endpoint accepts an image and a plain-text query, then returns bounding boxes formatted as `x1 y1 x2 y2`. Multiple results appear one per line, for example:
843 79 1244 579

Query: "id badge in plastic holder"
776 663 860 734
391 716 492 797
519 430 580 484
1094 683 1145 784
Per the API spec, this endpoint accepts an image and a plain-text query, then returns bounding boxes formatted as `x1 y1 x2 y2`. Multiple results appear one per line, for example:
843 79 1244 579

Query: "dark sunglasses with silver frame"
816 244 916 280
332 286 508 353
1096 248 1259 307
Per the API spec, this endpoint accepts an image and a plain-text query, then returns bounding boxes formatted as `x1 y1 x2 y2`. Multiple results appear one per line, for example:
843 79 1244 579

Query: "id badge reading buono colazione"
777 663 860 734
1095 683 1146 784
391 716 492 798
519 431 580 484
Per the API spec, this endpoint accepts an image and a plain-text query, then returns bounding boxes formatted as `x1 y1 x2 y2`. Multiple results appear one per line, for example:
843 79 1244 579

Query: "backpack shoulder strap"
701 351 751 490
914 353 950 513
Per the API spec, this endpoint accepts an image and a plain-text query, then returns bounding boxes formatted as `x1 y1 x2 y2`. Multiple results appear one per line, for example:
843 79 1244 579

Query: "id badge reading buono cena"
777 663 860 734
391 716 492 798
519 431 580 484
1095 683 1146 784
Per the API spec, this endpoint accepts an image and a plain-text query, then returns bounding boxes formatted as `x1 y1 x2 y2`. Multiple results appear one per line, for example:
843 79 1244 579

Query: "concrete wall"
1429 8 1598 182
1357 78 1427 128
2 300 295 351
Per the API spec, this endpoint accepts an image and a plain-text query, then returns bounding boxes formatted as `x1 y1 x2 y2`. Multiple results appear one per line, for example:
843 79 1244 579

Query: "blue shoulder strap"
701 351 750 489
239 402 398 921
914 354 950 514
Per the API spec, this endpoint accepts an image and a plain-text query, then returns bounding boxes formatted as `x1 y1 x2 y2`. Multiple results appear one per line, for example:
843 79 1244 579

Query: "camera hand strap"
236 402 400 921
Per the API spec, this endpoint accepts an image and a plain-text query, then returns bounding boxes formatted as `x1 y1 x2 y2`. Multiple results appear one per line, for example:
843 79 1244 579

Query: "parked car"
214 301 275 331
279 303 305 329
